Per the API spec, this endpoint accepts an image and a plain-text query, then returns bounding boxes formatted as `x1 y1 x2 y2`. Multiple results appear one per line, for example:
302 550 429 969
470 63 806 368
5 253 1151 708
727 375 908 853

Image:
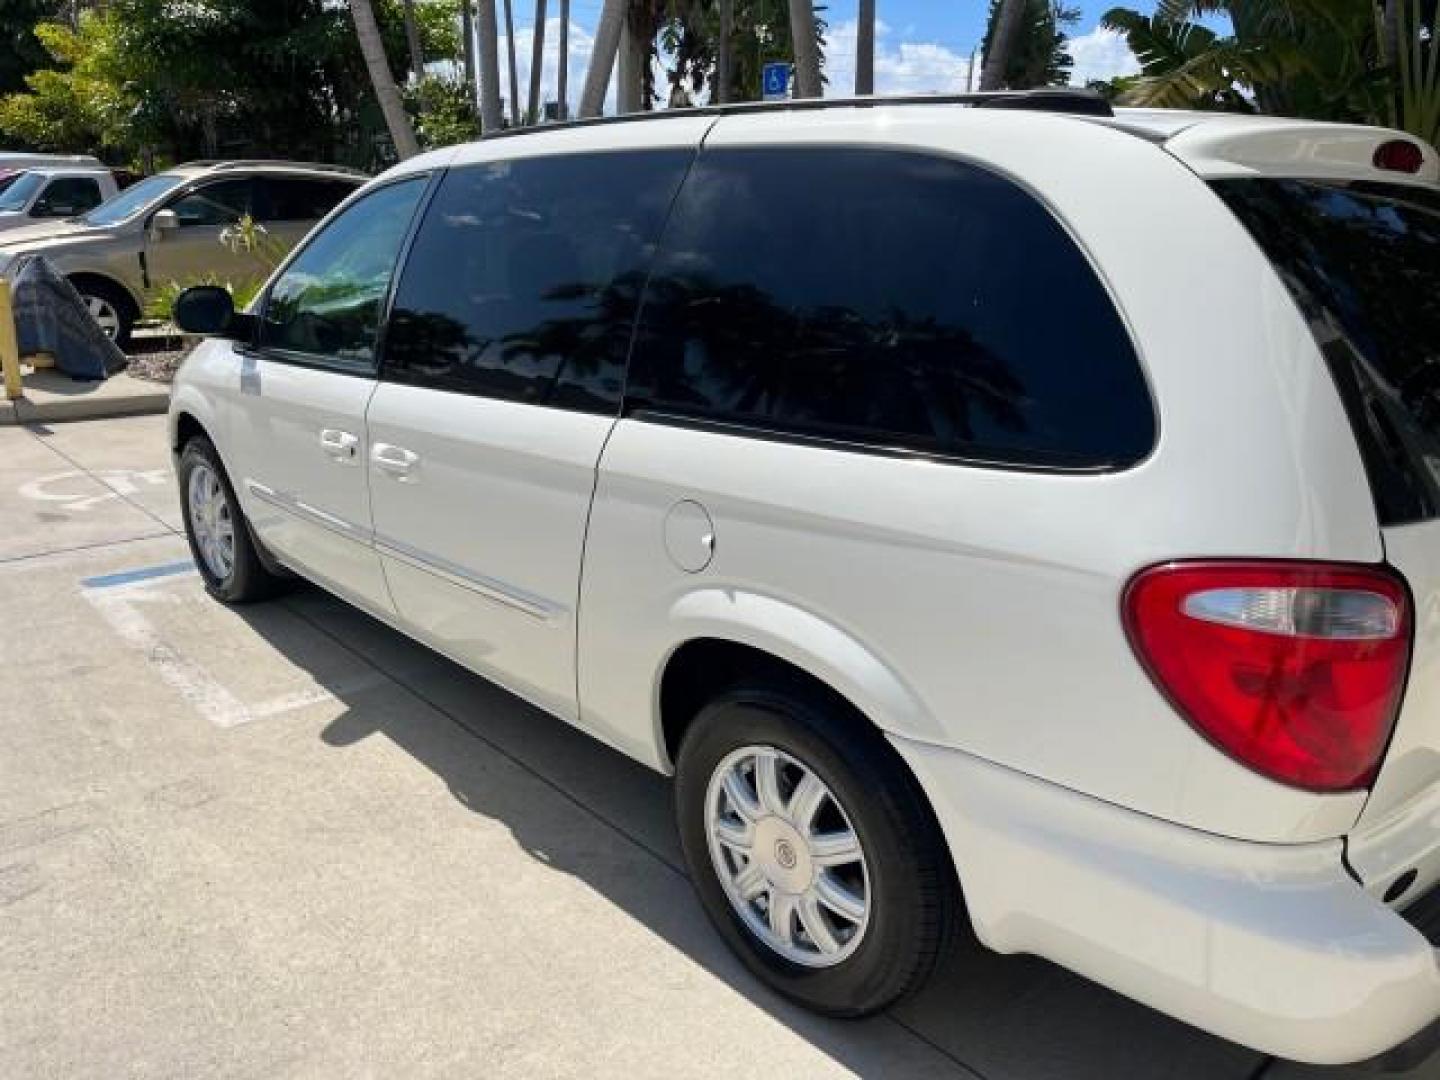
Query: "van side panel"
578 109 1381 844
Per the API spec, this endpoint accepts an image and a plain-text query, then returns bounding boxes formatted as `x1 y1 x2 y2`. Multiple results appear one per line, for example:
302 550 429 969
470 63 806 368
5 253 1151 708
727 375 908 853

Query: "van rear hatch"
1210 164 1440 882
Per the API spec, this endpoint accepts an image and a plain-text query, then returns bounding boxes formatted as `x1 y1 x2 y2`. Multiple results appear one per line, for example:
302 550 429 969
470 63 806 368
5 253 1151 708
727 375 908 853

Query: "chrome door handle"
319 428 359 458
372 442 419 477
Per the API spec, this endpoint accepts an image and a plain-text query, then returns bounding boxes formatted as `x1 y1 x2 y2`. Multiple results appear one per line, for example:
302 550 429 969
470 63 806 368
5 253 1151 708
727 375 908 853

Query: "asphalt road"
0 415 1426 1079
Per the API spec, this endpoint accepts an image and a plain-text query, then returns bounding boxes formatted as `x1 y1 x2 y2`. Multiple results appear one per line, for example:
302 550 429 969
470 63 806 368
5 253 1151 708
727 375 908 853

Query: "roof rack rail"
176 159 369 177
479 88 1113 142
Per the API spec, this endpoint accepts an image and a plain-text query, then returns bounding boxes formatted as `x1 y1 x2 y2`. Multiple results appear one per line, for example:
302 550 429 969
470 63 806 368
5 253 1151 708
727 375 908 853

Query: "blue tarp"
9 255 127 381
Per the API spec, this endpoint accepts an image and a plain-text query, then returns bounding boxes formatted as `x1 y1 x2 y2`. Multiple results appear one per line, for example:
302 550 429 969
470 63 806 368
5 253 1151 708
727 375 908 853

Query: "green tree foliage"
0 1 461 166
982 0 1082 88
406 74 479 148
0 0 62 99
656 0 828 106
1101 0 1439 141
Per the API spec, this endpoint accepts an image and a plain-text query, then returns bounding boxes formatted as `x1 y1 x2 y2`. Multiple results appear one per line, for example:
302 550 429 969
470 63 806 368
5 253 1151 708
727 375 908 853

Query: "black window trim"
625 407 1139 474
246 171 440 377
619 142 1159 476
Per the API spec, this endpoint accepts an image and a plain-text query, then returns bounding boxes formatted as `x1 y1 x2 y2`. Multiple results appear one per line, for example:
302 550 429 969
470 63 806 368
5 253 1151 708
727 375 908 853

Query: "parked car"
0 166 119 233
0 159 365 345
167 96 1440 1070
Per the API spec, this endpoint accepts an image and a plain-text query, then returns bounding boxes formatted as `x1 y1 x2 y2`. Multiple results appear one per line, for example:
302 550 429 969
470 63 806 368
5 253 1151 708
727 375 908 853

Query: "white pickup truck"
0 166 119 233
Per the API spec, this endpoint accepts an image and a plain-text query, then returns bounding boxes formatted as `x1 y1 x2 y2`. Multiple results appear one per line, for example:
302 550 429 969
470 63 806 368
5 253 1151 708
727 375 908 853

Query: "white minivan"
168 93 1440 1069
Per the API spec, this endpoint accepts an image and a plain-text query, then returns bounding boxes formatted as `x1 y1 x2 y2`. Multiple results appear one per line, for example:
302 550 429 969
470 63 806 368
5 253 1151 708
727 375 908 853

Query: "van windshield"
78 173 183 226
1214 178 1440 524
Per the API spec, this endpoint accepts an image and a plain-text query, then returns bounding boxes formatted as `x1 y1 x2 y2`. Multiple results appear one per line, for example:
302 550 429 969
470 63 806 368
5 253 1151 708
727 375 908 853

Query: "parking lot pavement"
0 415 1422 1079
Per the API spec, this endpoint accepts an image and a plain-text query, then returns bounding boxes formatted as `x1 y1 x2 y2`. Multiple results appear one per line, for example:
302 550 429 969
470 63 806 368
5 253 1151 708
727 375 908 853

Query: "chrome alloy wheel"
705 745 871 967
187 463 235 582
83 294 121 339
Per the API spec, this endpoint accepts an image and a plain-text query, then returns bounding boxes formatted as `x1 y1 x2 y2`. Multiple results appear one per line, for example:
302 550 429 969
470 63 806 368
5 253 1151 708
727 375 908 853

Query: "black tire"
675 682 961 1016
70 277 136 349
178 435 285 604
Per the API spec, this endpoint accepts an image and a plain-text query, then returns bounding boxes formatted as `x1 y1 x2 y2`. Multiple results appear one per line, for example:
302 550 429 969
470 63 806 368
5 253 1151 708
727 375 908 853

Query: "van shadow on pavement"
236 583 1276 1080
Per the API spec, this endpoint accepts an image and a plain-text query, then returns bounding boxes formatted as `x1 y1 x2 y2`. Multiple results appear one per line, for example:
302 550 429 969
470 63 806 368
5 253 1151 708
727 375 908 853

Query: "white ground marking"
83 575 388 728
20 469 170 513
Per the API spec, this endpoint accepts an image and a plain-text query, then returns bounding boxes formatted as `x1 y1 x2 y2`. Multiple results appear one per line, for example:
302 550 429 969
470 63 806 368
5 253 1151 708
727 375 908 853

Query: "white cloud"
1065 27 1140 87
825 19 979 97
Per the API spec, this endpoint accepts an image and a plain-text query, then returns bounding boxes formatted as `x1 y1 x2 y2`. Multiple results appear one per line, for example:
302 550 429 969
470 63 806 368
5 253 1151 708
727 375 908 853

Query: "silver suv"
0 159 364 345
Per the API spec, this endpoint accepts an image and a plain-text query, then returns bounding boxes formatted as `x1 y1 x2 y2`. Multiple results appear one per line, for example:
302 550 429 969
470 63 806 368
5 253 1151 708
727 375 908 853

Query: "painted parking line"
82 559 196 590
82 565 388 728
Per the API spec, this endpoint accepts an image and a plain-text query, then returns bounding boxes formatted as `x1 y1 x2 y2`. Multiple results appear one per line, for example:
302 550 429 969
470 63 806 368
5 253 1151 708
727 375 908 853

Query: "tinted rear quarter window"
383 150 693 414
626 148 1154 469
1215 179 1440 524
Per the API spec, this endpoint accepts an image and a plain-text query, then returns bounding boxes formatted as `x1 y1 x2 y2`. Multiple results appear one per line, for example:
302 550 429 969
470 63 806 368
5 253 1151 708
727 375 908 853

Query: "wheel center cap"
753 817 813 894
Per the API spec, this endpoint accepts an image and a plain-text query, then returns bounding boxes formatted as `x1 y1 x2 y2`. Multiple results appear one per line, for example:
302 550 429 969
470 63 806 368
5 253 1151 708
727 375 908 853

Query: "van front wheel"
674 684 959 1016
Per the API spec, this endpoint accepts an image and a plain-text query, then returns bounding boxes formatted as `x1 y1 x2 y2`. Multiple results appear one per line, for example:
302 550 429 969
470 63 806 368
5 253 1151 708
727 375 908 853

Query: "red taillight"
1374 139 1425 174
1123 562 1411 793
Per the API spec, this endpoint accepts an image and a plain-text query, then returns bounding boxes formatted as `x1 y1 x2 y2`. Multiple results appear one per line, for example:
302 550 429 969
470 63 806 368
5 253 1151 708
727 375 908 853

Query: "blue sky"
483 1 1150 112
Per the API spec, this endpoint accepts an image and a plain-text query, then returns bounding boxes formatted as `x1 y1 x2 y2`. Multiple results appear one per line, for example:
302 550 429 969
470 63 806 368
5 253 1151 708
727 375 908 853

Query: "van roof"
386 96 1440 189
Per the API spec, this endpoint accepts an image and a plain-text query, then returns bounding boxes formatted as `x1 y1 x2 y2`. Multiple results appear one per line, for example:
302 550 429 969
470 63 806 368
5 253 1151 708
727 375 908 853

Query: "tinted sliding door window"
627 148 1154 470
383 150 694 414
260 176 426 373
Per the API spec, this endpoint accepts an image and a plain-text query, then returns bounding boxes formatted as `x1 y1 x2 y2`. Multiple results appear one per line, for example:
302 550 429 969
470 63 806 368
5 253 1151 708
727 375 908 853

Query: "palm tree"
462 0 477 104
401 0 425 79
476 0 506 131
716 0 734 103
349 0 421 158
856 0 875 94
980 0 1026 89
557 0 570 117
789 1 823 97
503 0 522 124
528 0 548 120
579 0 627 116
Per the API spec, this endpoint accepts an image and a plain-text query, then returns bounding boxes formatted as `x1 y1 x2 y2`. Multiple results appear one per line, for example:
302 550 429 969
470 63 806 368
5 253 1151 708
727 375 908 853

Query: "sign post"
761 62 791 102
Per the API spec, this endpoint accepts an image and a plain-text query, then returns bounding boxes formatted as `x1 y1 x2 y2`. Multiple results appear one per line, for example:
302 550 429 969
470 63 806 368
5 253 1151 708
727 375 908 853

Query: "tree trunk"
979 0 1025 91
557 0 570 117
350 0 421 158
528 0 548 120
476 0 506 132
503 0 521 124
716 0 733 103
856 0 874 94
788 1 822 98
402 0 425 80
617 18 647 112
462 0 477 104
579 0 626 117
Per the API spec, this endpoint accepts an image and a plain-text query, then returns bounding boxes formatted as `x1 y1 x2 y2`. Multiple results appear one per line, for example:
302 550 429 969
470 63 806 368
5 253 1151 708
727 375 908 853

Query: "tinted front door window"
261 177 426 372
169 178 253 227
383 150 693 414
627 148 1153 469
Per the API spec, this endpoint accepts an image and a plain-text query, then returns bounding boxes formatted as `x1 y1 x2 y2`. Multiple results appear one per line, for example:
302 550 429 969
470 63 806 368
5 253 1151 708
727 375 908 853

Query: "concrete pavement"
0 416 1424 1079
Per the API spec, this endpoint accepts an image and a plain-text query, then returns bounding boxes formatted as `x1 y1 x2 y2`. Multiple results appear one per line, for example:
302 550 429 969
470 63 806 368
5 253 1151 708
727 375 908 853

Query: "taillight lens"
1374 139 1425 174
1123 562 1411 792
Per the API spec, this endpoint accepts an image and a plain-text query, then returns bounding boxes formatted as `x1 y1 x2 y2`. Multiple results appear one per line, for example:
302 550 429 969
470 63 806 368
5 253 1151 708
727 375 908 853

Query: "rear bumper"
889 734 1440 1067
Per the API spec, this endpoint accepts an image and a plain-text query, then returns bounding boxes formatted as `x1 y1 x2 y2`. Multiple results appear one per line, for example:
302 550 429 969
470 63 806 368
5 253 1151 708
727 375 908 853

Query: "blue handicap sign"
762 62 791 101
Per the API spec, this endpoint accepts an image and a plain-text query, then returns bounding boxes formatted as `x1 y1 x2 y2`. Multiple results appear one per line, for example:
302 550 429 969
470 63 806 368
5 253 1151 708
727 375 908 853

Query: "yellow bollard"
0 279 21 401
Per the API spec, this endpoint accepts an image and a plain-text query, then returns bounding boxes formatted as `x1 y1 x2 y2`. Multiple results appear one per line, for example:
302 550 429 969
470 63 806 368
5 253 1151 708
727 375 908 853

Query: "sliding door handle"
372 442 419 477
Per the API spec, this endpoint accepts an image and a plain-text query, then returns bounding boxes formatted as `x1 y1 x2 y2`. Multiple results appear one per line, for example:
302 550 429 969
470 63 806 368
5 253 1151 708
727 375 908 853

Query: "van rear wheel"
674 683 960 1016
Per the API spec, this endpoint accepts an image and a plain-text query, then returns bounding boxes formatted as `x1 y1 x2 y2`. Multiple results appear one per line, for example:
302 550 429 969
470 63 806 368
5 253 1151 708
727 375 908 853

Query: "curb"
0 372 171 426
